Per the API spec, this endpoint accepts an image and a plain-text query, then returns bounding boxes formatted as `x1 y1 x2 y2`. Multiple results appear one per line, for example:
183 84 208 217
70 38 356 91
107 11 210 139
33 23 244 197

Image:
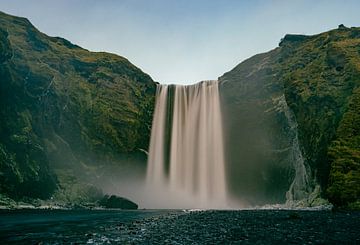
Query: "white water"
146 80 228 209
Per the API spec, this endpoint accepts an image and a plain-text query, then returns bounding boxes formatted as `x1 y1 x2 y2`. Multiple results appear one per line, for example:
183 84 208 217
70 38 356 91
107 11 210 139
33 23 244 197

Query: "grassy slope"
0 11 156 202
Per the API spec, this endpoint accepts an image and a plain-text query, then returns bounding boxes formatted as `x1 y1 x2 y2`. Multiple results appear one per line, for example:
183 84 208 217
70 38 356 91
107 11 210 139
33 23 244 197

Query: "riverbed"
0 209 359 244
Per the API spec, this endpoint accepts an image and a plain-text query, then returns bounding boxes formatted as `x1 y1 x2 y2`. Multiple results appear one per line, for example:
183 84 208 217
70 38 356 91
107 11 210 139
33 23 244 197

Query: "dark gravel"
1 209 359 244
88 209 360 244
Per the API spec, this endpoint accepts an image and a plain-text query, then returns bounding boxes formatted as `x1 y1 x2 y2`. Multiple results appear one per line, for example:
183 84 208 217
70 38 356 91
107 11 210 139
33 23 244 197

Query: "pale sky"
1 0 359 84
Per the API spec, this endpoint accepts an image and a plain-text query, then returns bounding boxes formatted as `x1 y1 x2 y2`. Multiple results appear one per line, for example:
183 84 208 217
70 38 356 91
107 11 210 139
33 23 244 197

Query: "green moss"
326 88 360 207
280 28 360 207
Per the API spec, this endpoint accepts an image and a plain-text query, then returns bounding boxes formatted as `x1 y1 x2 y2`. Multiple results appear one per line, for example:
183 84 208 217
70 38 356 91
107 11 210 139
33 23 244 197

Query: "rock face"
0 11 156 203
99 195 138 209
220 27 360 207
220 49 297 205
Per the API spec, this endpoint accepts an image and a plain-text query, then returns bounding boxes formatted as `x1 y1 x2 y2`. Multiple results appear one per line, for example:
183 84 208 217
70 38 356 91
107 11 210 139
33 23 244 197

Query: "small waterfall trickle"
146 80 228 209
277 95 311 204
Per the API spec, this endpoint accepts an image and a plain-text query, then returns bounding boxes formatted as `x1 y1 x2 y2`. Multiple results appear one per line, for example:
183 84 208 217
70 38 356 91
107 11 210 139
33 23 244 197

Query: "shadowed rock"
99 195 138 209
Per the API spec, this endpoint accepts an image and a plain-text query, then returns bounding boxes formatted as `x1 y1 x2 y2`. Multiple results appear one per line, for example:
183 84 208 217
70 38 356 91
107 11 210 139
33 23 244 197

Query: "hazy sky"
1 0 359 84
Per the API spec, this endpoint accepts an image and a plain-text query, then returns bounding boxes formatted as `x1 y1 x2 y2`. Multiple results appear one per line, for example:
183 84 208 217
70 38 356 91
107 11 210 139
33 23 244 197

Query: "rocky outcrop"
99 195 138 209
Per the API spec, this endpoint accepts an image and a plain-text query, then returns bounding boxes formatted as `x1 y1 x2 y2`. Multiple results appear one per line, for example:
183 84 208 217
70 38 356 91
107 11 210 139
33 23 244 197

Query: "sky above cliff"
1 0 360 84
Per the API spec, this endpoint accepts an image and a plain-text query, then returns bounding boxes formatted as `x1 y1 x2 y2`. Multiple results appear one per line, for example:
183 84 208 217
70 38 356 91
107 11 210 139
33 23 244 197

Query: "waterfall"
146 80 228 209
277 95 311 204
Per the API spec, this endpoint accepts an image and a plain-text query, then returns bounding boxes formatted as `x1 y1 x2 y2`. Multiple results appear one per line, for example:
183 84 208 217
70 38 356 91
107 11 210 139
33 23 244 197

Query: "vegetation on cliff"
220 25 360 208
279 26 360 208
0 11 155 205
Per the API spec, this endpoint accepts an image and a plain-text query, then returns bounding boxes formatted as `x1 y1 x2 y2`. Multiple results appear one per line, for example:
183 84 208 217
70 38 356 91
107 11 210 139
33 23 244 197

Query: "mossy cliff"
220 25 360 208
280 28 360 208
0 11 156 204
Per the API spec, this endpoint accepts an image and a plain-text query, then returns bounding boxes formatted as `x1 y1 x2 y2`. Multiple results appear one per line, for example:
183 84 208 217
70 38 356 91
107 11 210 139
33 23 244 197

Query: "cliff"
220 25 360 208
0 11 156 205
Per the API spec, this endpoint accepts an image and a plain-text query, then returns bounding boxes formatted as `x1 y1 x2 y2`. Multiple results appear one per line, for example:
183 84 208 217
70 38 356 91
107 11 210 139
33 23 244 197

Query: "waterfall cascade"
146 80 228 209
278 95 330 208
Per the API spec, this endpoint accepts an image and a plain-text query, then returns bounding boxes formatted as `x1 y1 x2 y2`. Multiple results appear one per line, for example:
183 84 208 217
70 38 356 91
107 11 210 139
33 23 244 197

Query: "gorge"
0 11 359 210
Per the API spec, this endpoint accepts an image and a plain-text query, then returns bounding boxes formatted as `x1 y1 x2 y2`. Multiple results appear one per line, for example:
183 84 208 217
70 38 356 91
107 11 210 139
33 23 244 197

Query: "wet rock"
99 195 138 209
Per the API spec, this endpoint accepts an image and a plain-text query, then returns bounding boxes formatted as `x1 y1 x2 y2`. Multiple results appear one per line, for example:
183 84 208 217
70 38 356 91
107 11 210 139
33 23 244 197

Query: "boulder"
99 195 138 210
